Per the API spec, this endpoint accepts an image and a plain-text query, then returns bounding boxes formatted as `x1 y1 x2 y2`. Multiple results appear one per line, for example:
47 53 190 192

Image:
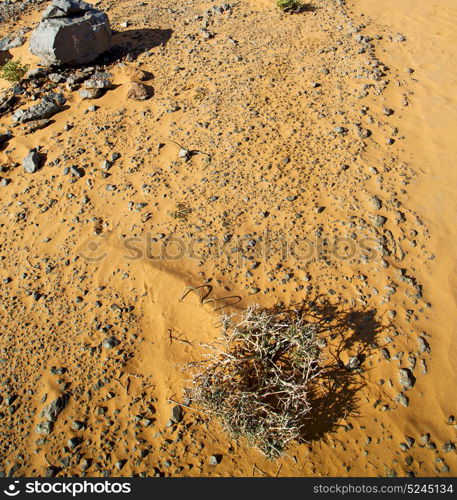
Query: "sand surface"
0 0 456 477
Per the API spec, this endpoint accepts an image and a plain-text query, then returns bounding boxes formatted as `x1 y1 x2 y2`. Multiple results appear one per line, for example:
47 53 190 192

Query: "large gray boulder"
29 0 111 66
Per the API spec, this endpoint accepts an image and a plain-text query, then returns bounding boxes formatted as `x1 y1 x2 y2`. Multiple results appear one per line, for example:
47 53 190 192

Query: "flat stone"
0 35 26 51
79 88 103 99
12 93 66 123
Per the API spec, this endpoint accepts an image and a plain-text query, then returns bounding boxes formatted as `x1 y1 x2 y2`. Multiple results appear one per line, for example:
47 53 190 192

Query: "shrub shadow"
298 3 316 13
0 50 12 66
267 296 382 443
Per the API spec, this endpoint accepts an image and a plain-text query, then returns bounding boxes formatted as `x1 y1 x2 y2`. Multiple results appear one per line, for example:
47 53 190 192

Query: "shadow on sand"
265 296 382 443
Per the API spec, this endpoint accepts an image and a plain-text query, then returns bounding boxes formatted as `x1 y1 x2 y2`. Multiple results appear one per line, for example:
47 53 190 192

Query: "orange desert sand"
0 0 456 477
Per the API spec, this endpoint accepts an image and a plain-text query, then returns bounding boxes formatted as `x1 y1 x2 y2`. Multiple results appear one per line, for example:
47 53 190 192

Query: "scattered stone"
25 67 49 79
0 35 26 51
381 348 390 360
102 337 119 349
48 73 65 83
373 215 387 228
371 196 382 210
23 150 42 173
399 368 415 390
208 455 220 466
71 420 84 431
396 393 409 408
346 355 362 371
45 466 60 477
85 72 112 90
21 119 53 134
170 405 183 424
421 433 430 443
127 81 151 101
41 394 69 422
442 441 455 453
79 88 103 99
35 421 53 435
417 336 430 353
358 127 371 139
0 132 12 146
80 459 91 471
67 436 82 449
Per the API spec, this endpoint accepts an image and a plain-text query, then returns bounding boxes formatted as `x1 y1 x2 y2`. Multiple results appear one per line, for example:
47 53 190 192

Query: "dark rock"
170 405 183 423
0 95 17 114
45 466 60 477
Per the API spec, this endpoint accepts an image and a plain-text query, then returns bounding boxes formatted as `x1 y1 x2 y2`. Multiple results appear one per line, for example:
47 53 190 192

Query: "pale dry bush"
186 305 322 458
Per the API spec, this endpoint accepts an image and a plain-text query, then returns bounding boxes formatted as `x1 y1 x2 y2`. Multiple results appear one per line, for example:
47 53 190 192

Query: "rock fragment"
41 394 69 422
23 150 42 173
399 368 415 390
12 93 66 123
127 81 151 101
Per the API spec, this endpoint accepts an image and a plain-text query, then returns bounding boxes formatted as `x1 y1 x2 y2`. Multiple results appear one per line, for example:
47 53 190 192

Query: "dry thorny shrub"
186 305 323 458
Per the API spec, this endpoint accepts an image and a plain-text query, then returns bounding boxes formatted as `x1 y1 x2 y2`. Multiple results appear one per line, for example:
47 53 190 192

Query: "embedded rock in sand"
41 394 69 423
127 81 151 101
12 93 66 123
0 35 26 52
29 0 111 66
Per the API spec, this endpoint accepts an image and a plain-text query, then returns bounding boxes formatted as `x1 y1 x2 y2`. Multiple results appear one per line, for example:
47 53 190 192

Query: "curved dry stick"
201 298 217 310
180 285 241 327
179 284 213 303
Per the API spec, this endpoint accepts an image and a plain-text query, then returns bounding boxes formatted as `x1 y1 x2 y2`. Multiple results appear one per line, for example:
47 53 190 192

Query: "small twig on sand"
253 464 268 476
167 397 207 415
